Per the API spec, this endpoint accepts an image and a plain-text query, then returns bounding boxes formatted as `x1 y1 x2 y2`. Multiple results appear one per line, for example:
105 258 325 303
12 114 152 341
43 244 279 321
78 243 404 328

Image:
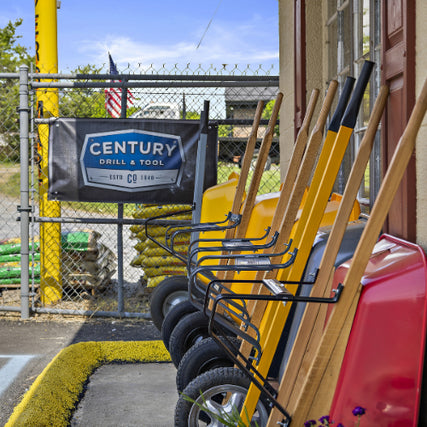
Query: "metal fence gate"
0 64 280 319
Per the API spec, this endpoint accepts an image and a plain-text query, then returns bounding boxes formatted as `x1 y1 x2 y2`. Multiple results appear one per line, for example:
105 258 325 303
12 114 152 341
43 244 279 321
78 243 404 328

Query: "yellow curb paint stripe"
6 340 171 427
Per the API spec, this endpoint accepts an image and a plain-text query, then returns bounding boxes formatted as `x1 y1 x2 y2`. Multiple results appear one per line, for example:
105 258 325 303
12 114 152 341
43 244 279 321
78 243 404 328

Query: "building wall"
305 0 324 109
278 0 295 179
278 0 326 181
415 0 427 249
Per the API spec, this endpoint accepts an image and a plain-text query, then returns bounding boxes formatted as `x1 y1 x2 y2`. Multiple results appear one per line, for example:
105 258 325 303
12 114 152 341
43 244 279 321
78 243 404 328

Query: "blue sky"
2 0 279 72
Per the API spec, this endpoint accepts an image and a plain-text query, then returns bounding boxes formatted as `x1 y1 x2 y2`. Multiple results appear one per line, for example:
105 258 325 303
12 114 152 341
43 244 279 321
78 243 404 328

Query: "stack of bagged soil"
130 204 192 288
0 238 40 286
0 230 116 293
61 230 117 292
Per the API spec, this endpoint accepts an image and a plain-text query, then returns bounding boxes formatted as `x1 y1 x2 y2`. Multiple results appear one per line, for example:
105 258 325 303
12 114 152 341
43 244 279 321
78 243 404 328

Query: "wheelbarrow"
174 218 366 393
148 93 286 330
172 60 376 424
148 87 320 335
155 79 348 363
164 69 361 369
175 74 426 426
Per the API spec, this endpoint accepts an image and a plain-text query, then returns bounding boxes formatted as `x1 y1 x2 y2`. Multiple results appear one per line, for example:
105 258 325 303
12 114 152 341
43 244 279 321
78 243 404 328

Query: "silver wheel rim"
162 290 188 317
188 383 269 426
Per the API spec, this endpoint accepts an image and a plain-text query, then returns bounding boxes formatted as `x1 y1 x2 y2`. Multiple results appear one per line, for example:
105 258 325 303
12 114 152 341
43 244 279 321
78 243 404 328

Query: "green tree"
182 110 230 137
59 64 106 118
0 20 35 162
183 110 200 120
0 19 34 72
262 99 279 136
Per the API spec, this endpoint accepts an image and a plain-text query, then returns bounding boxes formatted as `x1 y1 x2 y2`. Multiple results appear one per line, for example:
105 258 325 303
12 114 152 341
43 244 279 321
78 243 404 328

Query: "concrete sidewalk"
71 363 177 426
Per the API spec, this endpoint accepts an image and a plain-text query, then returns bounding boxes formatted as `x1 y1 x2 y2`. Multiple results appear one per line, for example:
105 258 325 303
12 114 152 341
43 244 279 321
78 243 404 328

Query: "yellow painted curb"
6 340 171 427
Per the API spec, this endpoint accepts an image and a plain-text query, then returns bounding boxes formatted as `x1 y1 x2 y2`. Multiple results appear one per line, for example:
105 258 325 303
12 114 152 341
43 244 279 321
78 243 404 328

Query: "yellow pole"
35 0 62 303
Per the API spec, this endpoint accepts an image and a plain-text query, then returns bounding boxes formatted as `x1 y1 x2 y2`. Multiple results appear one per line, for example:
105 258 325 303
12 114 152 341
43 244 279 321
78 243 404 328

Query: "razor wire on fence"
0 64 280 319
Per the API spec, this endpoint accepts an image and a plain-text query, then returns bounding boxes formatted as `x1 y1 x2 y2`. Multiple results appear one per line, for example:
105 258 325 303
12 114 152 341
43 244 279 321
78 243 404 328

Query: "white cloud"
77 18 278 70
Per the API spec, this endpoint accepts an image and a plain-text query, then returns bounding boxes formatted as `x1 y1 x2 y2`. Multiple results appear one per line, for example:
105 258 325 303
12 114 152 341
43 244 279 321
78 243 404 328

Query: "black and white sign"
48 118 217 203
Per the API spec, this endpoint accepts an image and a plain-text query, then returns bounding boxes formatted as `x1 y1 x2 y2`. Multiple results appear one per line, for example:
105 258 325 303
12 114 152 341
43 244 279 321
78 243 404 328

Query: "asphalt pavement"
0 316 178 426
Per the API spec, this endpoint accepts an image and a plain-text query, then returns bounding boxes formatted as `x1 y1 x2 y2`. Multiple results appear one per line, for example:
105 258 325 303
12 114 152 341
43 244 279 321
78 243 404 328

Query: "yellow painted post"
35 0 62 303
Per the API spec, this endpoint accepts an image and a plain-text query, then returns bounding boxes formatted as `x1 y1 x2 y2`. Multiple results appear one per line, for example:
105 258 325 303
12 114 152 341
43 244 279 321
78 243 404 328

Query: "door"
381 0 416 241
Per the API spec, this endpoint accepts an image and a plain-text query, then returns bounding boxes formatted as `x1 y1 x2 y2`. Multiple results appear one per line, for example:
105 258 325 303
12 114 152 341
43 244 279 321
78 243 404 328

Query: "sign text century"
88 140 178 157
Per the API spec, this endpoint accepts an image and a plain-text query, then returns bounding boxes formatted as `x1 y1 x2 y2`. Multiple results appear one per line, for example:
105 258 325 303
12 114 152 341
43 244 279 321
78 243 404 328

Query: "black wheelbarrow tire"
176 336 241 392
149 275 189 330
168 311 211 367
174 366 270 427
161 299 198 351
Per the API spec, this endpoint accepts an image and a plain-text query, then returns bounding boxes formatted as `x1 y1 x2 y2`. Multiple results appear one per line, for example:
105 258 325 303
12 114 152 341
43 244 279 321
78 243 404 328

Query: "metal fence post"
190 101 209 246
116 79 129 314
19 65 30 319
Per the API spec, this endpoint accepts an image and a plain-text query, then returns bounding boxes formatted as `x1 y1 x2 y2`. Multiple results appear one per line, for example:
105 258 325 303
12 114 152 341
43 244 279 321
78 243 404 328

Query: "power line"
195 0 224 50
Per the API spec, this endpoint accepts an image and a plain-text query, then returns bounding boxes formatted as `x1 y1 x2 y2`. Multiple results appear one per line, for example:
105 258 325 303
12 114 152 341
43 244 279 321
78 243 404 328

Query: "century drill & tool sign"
80 129 185 191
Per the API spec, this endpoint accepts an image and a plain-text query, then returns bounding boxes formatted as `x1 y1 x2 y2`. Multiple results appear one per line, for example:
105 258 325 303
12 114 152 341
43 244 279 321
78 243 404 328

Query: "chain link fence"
0 64 280 318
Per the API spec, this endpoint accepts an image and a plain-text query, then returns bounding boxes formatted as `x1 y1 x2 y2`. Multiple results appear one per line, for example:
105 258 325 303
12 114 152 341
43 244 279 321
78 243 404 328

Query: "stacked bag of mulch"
0 230 116 292
130 204 192 288
61 230 117 292
0 238 40 286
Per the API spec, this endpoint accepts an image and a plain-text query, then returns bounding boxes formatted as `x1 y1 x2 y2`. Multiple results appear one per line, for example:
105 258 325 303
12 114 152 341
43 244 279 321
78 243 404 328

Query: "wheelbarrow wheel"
176 336 241 392
175 367 270 427
161 299 197 351
149 275 188 330
168 311 211 367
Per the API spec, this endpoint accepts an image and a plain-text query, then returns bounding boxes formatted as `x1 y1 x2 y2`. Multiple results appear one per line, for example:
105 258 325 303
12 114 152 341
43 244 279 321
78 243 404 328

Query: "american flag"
104 53 134 118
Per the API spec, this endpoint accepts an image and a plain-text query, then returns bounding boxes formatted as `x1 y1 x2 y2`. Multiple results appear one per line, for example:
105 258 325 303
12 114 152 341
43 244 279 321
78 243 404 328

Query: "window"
326 0 381 212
